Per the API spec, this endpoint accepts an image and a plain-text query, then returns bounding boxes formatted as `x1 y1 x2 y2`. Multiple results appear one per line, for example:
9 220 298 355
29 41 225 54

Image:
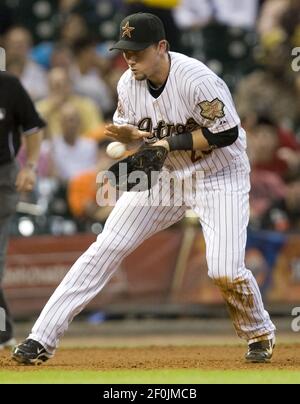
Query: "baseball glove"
107 145 168 192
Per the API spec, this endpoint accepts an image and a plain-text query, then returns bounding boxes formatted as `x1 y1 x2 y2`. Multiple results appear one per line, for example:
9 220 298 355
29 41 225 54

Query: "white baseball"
106 141 126 159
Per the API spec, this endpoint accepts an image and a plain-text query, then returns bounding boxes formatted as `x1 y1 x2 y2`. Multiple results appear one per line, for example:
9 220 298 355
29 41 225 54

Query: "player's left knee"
207 263 241 286
207 256 245 286
208 272 238 287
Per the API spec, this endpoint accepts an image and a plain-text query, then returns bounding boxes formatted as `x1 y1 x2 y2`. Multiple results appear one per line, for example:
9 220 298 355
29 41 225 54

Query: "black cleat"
12 339 53 365
245 338 275 363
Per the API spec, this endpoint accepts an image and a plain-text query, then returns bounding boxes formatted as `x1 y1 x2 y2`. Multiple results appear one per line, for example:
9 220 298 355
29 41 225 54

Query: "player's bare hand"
104 124 149 144
152 139 170 152
15 167 37 193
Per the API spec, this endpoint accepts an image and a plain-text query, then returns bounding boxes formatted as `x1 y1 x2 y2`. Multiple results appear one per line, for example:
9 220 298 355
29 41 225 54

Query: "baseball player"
13 13 276 365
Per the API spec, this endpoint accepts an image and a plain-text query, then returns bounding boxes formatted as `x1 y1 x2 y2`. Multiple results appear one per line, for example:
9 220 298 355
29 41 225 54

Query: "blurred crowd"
0 0 299 235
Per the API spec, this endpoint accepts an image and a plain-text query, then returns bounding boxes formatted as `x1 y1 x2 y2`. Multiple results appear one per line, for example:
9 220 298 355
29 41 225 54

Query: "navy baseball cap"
110 13 166 51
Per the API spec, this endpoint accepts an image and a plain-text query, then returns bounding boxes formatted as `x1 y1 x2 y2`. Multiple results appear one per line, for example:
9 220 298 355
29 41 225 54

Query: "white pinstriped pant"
29 155 275 352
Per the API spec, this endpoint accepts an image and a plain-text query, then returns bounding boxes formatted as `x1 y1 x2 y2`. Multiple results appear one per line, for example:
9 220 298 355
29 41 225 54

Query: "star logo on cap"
122 21 135 39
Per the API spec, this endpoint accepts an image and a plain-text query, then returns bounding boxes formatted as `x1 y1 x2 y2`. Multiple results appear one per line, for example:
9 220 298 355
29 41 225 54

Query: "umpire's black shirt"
0 72 46 166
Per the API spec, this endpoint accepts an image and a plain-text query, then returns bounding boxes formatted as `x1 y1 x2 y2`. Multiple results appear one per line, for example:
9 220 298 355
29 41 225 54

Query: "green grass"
0 369 299 384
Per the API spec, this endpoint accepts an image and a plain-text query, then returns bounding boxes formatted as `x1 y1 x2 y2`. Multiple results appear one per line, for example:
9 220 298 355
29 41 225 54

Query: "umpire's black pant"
0 161 18 342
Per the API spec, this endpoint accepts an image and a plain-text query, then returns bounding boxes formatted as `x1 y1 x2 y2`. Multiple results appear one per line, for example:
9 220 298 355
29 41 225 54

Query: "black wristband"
166 132 194 151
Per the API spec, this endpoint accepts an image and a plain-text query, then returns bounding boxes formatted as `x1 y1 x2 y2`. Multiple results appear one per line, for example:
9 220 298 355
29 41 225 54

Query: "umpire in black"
0 72 45 348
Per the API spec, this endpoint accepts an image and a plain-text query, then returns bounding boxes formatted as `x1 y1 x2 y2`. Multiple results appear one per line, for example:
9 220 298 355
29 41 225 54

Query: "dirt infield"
1 344 300 371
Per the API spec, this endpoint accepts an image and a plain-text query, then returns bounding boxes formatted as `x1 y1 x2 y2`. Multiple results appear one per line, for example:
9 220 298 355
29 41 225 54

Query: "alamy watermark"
0 307 6 332
291 307 300 332
0 47 6 71
96 167 205 210
291 47 300 72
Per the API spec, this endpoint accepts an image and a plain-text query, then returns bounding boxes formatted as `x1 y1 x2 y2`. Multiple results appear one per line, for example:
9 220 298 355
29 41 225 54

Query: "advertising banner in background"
4 228 300 316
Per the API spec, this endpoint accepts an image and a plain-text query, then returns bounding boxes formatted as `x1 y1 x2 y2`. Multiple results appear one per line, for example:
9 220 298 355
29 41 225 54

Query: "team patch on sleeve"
198 98 225 121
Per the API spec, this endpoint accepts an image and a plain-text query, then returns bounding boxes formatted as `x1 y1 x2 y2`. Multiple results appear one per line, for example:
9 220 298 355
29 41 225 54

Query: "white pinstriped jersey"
114 51 247 178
